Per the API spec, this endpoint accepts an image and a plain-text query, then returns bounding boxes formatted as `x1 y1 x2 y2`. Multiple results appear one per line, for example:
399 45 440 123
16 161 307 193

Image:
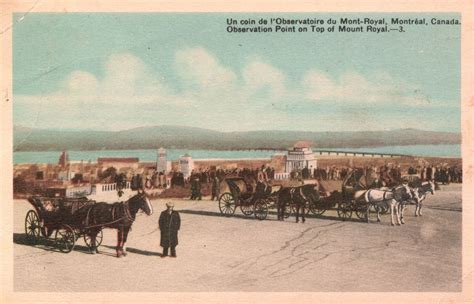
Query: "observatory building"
285 141 318 173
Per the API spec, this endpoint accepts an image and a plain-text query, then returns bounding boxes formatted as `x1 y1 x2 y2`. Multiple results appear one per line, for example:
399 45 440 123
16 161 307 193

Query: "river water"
13 144 461 164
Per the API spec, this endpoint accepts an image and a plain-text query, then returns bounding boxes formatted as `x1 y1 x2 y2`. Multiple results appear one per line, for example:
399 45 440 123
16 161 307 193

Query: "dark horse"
75 192 153 257
277 184 320 223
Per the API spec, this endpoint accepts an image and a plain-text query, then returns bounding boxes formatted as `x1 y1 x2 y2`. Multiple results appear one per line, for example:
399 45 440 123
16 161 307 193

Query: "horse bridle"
122 200 134 222
133 192 152 216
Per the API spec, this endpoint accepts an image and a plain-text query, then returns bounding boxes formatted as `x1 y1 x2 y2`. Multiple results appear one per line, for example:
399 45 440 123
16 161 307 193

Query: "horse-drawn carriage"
25 196 103 253
334 168 398 221
218 177 328 221
218 177 284 220
285 168 382 221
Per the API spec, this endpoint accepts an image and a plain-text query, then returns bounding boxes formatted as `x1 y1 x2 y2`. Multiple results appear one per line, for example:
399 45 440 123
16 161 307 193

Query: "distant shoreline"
13 126 461 152
13 144 461 165
12 143 461 153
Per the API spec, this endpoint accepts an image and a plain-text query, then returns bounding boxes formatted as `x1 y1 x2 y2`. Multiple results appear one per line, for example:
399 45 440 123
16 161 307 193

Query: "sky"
13 13 461 132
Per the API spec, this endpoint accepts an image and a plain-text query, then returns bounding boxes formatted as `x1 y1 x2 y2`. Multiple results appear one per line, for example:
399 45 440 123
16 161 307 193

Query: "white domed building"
285 141 318 173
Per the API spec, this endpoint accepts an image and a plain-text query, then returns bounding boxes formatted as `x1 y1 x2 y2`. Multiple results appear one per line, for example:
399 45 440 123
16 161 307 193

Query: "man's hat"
166 202 174 207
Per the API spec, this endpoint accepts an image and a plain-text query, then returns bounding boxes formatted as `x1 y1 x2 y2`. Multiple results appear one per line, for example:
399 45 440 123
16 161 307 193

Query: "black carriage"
218 177 283 220
336 168 388 221
304 188 335 216
280 184 331 217
25 196 103 253
403 174 422 188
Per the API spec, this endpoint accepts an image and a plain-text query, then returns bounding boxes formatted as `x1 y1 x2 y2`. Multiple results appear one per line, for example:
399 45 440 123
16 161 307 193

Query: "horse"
277 184 320 223
75 192 153 257
399 181 436 223
413 180 436 216
353 184 413 226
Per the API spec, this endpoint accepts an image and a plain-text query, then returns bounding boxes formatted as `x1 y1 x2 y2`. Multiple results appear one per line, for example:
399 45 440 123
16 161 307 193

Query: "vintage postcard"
1 0 473 303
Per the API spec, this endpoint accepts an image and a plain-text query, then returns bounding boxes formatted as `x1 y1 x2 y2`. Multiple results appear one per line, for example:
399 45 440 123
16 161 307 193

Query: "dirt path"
14 184 462 291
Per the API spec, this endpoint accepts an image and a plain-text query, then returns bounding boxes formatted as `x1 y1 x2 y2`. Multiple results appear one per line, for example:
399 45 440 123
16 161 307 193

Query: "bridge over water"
312 149 408 158
234 148 409 158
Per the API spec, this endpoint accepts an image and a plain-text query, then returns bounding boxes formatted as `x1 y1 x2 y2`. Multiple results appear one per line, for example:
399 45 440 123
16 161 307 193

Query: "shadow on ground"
178 209 365 224
13 233 115 256
103 245 162 256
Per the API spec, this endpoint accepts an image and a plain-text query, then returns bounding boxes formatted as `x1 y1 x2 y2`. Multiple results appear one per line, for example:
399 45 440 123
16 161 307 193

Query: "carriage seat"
61 198 95 214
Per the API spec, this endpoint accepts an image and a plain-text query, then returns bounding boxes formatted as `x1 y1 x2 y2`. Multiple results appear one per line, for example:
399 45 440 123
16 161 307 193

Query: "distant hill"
13 125 461 151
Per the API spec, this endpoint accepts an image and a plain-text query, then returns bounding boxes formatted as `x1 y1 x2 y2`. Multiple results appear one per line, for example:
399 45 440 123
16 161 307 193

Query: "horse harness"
364 189 389 204
289 187 309 203
84 201 135 229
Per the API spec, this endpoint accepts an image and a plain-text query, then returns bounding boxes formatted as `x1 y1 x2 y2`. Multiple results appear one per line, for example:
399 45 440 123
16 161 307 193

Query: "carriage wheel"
40 225 49 238
84 229 104 249
55 225 76 253
218 192 236 217
25 210 41 244
310 205 326 216
309 200 326 216
355 202 369 220
337 201 352 220
240 204 254 216
254 199 268 221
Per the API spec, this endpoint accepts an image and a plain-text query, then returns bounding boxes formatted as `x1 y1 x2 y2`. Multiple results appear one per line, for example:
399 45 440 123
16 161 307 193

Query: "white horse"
399 181 436 223
354 184 413 226
414 181 436 216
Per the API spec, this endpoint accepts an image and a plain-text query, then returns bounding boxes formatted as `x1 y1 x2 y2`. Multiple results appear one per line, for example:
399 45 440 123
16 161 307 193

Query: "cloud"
13 48 458 131
64 70 99 96
301 69 441 107
101 53 168 99
48 53 176 106
242 60 288 101
175 47 237 94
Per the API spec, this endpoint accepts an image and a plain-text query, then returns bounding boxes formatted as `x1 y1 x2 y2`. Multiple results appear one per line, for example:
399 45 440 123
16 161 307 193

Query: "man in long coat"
159 202 181 258
211 176 220 201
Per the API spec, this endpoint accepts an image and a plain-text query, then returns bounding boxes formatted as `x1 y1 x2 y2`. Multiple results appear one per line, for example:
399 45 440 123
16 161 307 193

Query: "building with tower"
156 147 171 173
58 150 69 167
285 141 318 173
179 153 194 178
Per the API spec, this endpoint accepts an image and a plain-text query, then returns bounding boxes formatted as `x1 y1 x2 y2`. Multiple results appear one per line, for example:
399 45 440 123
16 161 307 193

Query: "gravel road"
13 184 462 292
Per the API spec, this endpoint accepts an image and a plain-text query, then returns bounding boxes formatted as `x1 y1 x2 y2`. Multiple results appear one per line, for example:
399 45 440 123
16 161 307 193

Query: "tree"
13 176 28 194
98 167 117 182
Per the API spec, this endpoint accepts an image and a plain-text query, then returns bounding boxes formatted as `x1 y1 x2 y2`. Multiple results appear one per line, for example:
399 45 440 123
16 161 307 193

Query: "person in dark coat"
211 176 220 201
302 167 309 179
426 165 433 181
190 176 196 200
159 202 181 258
190 177 202 200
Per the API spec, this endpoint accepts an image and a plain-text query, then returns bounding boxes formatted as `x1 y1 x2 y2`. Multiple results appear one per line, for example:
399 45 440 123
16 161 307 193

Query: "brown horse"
75 192 153 257
277 184 320 223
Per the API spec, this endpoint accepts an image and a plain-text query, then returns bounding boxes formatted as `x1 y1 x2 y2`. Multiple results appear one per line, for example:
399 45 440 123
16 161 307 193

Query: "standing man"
211 175 220 201
426 165 433 181
190 177 202 200
190 177 197 200
159 202 181 258
195 177 202 200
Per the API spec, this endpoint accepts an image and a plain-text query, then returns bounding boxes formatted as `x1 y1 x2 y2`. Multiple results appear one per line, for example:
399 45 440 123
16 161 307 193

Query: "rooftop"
293 141 313 149
97 157 139 163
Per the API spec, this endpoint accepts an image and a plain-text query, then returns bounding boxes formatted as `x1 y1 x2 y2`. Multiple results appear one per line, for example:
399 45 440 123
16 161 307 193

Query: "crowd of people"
305 166 349 181
294 163 462 185
126 161 461 200
186 166 276 200
407 165 462 184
